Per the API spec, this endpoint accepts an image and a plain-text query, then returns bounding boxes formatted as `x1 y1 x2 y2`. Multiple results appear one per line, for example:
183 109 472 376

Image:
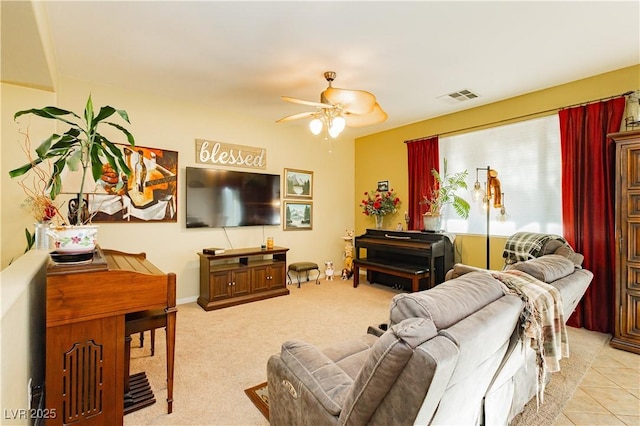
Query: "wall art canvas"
82 144 178 223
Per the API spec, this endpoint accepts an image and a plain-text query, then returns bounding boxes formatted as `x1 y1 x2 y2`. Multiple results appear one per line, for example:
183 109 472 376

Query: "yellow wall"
1 78 356 301
355 65 639 268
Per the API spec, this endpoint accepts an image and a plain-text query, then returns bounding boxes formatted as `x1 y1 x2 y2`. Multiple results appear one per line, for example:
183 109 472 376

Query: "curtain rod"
404 90 634 144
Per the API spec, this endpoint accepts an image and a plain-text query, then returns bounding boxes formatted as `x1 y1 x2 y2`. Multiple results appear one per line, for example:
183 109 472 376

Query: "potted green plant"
421 159 470 231
9 94 135 252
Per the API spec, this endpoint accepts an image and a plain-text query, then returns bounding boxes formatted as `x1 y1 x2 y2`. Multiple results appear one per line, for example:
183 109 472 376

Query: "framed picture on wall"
377 180 389 192
83 144 178 223
283 201 313 231
284 168 313 199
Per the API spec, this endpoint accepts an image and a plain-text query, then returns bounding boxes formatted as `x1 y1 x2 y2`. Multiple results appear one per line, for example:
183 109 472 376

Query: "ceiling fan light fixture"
309 117 323 135
277 71 387 143
328 122 342 139
331 115 346 134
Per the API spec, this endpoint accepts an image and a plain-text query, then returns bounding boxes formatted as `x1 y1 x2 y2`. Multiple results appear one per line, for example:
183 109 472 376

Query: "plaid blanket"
491 269 568 405
502 232 569 265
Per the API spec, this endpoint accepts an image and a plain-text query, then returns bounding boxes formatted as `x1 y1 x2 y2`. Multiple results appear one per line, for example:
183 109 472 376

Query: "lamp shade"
309 118 323 135
471 181 483 202
332 116 346 134
328 116 346 138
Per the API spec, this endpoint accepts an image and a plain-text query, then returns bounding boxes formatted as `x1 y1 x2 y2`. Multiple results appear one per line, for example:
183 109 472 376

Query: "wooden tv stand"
197 246 290 311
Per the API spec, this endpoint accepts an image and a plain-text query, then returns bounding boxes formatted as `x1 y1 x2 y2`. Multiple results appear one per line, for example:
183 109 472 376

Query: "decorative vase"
34 221 51 250
422 213 442 232
46 225 99 254
67 194 91 225
374 215 384 229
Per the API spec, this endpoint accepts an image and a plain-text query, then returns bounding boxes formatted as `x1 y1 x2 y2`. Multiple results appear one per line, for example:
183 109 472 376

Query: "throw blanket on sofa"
491 269 568 404
502 232 569 265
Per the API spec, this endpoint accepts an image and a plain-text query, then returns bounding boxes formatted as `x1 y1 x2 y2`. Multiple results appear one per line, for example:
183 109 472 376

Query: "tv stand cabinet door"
231 269 251 297
209 271 233 301
269 263 287 290
251 265 270 293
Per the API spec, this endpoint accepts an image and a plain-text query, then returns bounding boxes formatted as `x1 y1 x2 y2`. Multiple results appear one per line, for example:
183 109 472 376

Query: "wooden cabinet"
198 246 289 311
611 130 640 354
45 248 176 425
209 268 251 301
251 263 286 293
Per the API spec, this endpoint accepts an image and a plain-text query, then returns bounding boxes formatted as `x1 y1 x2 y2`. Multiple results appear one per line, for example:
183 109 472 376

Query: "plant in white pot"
421 159 470 231
9 94 135 253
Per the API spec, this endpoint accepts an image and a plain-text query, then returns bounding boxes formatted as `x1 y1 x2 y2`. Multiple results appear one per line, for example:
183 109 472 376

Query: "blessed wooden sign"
195 139 267 170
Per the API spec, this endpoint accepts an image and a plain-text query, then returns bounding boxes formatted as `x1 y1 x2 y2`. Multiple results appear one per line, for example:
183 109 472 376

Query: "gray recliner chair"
267 272 524 425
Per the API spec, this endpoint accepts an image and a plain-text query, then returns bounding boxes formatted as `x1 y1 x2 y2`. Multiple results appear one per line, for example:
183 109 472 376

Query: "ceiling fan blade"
322 87 377 115
344 103 388 128
275 111 317 123
281 96 333 109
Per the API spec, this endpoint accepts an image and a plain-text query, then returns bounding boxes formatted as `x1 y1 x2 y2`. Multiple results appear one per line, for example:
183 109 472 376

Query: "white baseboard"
177 295 198 305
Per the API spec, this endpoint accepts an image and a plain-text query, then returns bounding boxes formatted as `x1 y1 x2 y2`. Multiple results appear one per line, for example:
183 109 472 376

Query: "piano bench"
353 260 430 292
287 262 320 288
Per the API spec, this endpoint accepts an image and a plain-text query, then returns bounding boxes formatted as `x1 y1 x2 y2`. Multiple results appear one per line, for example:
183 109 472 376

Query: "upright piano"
353 229 454 292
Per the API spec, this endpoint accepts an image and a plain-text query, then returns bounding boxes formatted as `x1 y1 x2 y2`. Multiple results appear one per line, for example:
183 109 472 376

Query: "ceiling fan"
276 71 387 138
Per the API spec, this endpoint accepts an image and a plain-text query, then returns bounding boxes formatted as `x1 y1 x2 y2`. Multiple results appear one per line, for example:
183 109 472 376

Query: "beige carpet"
123 279 609 425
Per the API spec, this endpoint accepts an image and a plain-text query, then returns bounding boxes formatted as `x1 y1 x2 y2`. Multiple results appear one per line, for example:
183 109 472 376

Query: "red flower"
43 204 57 221
360 189 401 217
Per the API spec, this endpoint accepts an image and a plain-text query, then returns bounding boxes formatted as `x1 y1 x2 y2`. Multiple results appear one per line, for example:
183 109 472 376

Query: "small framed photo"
284 168 313 199
283 201 313 231
377 180 389 192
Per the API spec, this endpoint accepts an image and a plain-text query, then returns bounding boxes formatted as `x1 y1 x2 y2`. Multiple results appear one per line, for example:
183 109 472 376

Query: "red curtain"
559 97 625 333
406 137 439 230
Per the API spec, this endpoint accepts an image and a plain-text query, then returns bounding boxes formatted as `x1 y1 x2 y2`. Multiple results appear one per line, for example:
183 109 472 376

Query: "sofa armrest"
279 340 354 415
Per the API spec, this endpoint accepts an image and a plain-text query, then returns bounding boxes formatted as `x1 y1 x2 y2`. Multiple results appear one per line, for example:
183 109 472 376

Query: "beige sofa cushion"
507 254 575 283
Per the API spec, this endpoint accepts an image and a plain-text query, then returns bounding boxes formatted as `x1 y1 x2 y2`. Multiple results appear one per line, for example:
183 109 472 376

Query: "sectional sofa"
267 235 592 425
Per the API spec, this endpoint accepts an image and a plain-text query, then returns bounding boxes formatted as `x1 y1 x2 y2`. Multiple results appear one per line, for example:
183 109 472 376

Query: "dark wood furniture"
353 229 454 292
198 246 289 311
611 130 640 354
45 247 176 425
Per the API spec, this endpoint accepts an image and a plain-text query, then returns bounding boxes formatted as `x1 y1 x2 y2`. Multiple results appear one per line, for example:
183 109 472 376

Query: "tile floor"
555 344 640 425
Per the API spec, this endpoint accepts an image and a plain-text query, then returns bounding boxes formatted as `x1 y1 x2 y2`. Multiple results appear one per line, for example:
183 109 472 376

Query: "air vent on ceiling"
437 89 480 104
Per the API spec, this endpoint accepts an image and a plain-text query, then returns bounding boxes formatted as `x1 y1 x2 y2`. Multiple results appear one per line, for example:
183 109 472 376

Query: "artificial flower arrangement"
22 193 58 223
14 129 61 224
360 188 401 216
12 129 63 252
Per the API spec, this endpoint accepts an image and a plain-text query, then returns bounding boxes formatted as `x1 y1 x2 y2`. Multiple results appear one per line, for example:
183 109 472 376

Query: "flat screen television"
185 167 281 228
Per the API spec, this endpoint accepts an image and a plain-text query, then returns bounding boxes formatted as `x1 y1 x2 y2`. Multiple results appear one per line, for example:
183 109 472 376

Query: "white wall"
1 83 56 266
2 77 356 301
0 250 49 424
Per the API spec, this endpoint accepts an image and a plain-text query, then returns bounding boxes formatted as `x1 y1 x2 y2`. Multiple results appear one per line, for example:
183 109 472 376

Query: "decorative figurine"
341 230 354 279
325 261 335 281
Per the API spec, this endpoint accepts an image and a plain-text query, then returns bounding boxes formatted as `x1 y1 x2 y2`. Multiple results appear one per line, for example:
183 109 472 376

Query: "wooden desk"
45 247 176 425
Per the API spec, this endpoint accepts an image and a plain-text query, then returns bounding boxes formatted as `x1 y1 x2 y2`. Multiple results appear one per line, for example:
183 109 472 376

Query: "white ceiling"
3 1 639 138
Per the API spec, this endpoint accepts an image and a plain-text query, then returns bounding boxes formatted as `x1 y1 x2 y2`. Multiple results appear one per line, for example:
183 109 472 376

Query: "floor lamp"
472 167 507 269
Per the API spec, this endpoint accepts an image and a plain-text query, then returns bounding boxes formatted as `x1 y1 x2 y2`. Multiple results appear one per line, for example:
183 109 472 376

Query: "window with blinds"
438 115 562 236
